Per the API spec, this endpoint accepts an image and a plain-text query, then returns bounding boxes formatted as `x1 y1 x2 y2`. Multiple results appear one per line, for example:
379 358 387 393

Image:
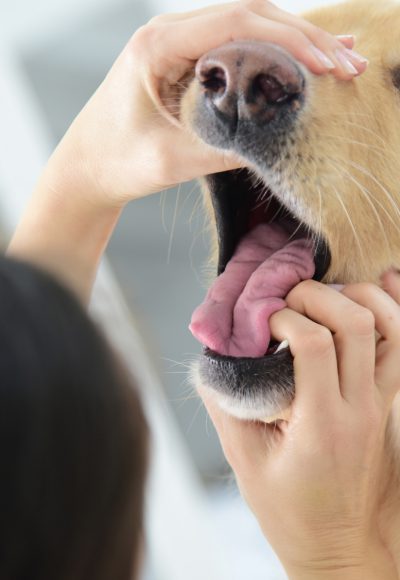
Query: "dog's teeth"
274 339 289 354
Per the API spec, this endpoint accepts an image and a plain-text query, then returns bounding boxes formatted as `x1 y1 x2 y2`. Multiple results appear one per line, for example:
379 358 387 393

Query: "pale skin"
201 276 400 579
7 1 399 578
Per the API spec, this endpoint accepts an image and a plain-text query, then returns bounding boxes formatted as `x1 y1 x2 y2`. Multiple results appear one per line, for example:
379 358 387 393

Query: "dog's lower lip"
202 343 289 361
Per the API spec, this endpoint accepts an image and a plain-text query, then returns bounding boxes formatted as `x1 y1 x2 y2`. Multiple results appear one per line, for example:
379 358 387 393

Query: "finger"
381 269 400 304
144 11 354 79
253 2 366 78
153 125 245 180
268 307 341 418
336 35 355 49
150 0 355 54
341 283 400 401
154 4 355 57
198 385 269 477
285 281 376 405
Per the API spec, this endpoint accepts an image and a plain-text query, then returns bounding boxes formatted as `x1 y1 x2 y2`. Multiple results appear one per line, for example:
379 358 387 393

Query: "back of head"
0 257 148 580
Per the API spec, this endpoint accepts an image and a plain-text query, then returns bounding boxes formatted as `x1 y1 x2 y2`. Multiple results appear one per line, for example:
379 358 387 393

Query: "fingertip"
380 268 400 301
336 34 356 49
380 267 400 283
307 45 335 73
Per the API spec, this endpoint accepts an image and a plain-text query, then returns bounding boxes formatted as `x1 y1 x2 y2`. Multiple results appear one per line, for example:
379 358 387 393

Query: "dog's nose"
195 41 305 127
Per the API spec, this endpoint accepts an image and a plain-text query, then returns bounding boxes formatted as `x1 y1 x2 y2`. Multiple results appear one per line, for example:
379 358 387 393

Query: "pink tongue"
189 223 315 358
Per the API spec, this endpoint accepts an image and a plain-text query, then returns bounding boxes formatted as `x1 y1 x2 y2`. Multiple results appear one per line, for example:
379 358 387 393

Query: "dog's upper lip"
206 169 331 280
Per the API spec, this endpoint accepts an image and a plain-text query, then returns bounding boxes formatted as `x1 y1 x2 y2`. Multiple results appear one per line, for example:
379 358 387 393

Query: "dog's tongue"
189 223 315 358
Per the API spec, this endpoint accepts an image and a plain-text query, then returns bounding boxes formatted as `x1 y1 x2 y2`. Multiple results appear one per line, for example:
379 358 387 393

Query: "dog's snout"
195 41 305 127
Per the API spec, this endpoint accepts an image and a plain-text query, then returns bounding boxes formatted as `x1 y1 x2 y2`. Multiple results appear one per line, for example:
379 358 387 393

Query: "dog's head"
180 0 400 421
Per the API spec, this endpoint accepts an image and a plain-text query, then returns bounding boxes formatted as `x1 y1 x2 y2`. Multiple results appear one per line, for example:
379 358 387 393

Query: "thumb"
381 269 400 304
199 387 271 478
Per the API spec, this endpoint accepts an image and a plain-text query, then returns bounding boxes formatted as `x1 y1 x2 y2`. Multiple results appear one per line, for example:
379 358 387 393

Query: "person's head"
0 256 148 580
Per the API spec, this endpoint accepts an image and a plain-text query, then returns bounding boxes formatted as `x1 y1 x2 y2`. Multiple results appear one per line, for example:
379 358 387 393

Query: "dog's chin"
194 346 295 423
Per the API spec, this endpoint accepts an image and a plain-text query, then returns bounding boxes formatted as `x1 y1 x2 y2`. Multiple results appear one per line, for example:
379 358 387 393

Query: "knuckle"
356 281 379 297
130 21 162 50
345 304 375 336
287 28 309 49
239 0 265 11
364 406 382 430
299 278 316 292
227 5 252 28
147 13 169 25
302 327 333 357
305 22 332 44
288 278 316 300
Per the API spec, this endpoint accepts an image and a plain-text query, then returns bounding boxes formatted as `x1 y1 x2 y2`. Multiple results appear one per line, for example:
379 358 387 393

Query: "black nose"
195 41 305 127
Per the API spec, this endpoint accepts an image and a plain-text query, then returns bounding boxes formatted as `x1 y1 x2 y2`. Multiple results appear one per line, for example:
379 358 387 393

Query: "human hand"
8 2 367 300
200 280 400 579
44 0 366 208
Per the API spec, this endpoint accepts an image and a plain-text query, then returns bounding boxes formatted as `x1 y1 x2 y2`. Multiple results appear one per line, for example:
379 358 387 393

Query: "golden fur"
181 0 400 569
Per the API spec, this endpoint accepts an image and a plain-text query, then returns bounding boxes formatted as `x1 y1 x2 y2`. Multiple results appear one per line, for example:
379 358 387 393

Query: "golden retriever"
181 0 400 568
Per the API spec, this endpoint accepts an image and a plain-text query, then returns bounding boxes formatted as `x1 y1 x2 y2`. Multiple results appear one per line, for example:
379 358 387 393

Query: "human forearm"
7 4 364 302
7 145 122 304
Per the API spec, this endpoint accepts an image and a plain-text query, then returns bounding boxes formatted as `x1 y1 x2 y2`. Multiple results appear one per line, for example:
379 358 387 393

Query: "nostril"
198 65 228 96
252 74 291 105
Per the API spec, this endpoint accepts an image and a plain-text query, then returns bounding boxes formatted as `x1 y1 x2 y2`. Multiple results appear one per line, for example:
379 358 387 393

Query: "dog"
180 0 400 568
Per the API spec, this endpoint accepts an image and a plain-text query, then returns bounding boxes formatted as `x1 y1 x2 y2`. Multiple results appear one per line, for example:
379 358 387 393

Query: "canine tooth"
274 339 289 354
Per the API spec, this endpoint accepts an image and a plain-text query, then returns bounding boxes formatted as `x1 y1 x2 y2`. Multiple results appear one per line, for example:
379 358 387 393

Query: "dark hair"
0 257 148 580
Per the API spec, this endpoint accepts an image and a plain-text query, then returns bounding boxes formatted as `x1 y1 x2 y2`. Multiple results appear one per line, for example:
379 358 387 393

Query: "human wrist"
284 541 398 580
45 129 129 211
287 566 397 580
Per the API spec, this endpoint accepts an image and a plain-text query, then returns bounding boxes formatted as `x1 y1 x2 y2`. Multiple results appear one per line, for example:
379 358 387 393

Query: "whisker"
336 119 387 147
317 133 394 159
330 181 365 263
345 159 400 223
327 160 392 254
335 160 400 234
166 184 181 264
186 398 206 435
159 190 169 234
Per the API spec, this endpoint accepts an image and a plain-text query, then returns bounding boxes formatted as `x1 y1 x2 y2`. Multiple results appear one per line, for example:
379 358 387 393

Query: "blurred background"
0 0 335 578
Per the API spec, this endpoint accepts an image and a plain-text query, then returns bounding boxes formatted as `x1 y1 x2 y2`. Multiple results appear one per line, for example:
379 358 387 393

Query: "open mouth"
190 168 331 361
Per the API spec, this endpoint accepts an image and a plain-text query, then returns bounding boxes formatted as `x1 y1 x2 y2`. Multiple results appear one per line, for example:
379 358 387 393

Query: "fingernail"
309 45 335 69
335 49 358 75
336 34 356 43
345 48 369 65
328 283 345 291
